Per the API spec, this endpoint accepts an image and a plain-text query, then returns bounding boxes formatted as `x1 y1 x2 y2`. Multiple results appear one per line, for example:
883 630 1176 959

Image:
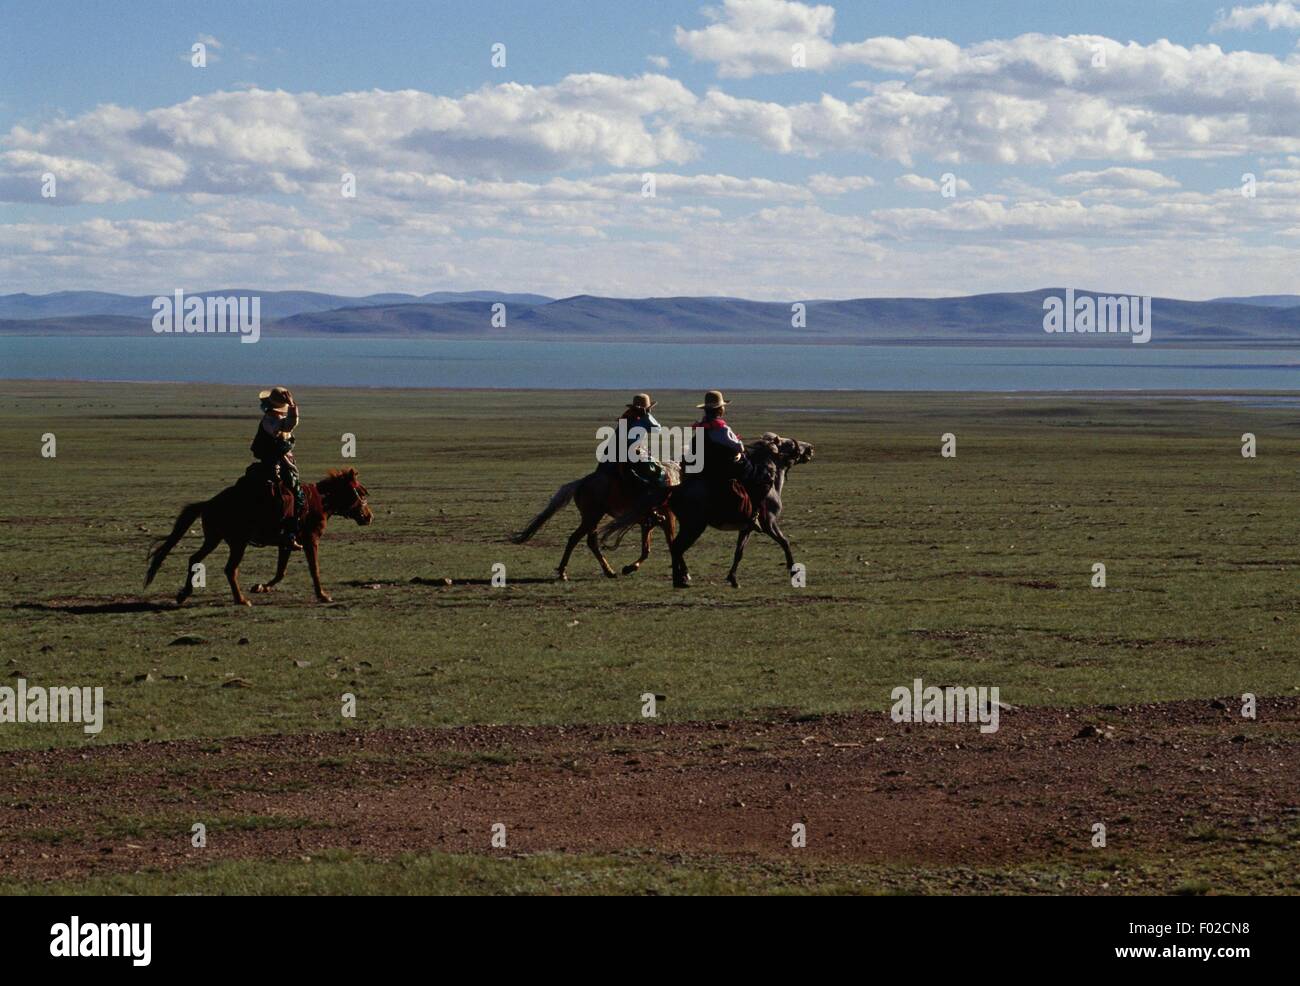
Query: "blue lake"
2 336 1299 392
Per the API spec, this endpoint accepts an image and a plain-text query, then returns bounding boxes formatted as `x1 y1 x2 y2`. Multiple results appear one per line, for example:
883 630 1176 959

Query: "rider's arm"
713 426 744 452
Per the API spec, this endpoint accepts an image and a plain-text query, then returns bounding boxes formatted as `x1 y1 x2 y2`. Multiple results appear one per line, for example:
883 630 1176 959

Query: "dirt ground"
3 698 1297 885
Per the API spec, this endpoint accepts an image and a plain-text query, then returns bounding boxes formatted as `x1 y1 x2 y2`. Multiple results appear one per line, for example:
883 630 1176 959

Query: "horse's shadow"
343 577 559 587
15 600 179 615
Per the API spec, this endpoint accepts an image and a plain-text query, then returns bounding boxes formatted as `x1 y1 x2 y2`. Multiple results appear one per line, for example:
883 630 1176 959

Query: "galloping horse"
145 468 373 605
511 464 679 579
603 434 814 588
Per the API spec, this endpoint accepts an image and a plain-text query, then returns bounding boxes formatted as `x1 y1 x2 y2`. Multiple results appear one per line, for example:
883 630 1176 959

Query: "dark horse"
145 468 373 606
603 434 813 588
510 464 679 579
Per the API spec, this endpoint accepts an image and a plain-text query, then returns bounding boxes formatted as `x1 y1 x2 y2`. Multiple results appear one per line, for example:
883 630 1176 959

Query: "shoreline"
4 378 1300 399
4 331 1300 350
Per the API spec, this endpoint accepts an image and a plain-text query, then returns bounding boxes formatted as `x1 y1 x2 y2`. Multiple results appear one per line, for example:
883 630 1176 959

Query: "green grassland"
7 843 1297 897
1 381 1297 750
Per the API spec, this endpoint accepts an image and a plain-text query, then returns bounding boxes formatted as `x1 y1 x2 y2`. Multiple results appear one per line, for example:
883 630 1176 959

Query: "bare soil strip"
3 699 1297 883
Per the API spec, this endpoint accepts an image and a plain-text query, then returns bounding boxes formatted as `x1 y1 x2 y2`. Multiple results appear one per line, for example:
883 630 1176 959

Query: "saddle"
239 463 295 526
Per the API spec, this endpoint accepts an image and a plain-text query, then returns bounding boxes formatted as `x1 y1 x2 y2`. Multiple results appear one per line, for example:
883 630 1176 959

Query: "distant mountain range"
0 289 553 321
1209 295 1300 308
1 288 1298 345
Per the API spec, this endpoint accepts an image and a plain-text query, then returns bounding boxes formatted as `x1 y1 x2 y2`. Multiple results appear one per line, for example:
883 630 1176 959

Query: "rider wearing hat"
250 386 304 550
693 390 744 478
599 393 666 488
693 390 769 498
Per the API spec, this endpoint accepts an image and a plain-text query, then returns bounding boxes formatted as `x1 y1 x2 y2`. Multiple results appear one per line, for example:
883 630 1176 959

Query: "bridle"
324 479 369 517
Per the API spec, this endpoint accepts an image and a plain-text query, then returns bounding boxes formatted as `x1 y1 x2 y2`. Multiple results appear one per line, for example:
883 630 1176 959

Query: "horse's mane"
746 433 782 459
315 468 363 498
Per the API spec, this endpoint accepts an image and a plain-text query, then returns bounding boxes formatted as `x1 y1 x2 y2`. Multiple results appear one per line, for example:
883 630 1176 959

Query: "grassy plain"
1 381 1296 893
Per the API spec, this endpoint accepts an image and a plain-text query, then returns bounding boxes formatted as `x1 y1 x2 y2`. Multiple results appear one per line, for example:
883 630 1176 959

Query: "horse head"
322 468 373 525
757 433 815 469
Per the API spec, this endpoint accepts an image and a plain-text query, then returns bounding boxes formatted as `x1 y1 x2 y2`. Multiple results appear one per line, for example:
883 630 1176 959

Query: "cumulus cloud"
895 173 971 193
807 173 875 194
1057 167 1180 190
0 74 700 204
675 2 1300 163
1211 3 1300 32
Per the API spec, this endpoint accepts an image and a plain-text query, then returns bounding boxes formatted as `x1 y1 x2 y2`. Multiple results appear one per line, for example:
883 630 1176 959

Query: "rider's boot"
281 514 302 552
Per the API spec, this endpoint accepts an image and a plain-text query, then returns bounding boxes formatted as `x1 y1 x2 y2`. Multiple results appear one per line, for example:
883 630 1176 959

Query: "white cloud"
1211 3 1300 32
895 173 971 193
1057 167 1180 190
0 75 701 204
808 173 875 194
675 2 1300 163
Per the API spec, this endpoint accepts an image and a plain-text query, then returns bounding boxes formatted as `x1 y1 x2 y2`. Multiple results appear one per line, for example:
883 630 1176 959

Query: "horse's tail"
144 500 205 586
510 478 583 544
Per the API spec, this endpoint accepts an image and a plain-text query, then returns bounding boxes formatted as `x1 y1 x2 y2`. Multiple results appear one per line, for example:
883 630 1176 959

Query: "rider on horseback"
599 393 668 489
692 390 770 503
250 386 304 550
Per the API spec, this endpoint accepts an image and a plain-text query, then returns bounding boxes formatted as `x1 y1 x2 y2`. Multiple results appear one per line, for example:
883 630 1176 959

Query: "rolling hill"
2 288 1299 345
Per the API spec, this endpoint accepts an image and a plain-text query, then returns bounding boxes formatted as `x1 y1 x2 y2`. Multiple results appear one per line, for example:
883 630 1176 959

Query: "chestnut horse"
145 468 372 605
510 465 678 579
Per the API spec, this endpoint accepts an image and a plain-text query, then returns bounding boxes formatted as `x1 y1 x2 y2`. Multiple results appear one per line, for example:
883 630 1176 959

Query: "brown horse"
510 465 678 579
145 468 373 605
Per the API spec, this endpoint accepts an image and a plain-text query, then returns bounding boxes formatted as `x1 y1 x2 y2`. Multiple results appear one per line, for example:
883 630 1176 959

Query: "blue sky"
3 0 1299 298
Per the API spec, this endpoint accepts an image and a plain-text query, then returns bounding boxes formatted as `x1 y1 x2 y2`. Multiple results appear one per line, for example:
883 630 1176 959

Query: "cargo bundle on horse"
603 431 814 588
510 392 680 579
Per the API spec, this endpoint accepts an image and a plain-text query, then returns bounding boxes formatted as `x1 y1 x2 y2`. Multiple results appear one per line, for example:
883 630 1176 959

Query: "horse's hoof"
726 576 739 588
556 571 568 582
621 564 639 576
175 594 190 607
673 579 691 589
316 593 333 604
603 569 618 579
236 598 252 607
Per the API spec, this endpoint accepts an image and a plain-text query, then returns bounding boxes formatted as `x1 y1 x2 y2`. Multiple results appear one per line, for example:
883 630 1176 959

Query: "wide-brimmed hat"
696 390 728 410
258 386 292 411
626 393 656 410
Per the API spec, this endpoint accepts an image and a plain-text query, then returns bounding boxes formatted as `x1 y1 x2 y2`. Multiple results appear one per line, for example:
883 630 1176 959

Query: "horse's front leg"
304 535 332 602
765 516 796 572
254 546 291 593
670 517 703 588
725 527 753 588
225 539 252 607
